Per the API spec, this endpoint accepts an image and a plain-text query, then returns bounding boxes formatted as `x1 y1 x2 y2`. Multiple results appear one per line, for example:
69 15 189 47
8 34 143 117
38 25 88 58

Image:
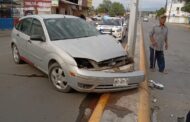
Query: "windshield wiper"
52 37 70 41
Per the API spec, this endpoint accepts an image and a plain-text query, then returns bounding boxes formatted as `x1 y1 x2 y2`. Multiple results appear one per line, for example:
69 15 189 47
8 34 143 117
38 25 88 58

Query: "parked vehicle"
11 14 144 93
92 15 102 21
96 17 128 42
143 17 149 22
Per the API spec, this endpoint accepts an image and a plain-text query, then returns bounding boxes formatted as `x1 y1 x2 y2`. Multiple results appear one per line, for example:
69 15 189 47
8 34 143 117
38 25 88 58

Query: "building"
51 0 91 16
24 0 52 15
0 0 23 18
166 0 190 23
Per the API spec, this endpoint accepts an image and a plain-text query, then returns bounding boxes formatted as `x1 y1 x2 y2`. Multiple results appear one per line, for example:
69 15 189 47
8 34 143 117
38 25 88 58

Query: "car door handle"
16 34 20 37
28 40 32 44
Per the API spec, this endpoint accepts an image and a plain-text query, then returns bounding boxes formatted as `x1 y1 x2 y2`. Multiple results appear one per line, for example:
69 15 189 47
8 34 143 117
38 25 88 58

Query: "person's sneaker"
159 70 168 74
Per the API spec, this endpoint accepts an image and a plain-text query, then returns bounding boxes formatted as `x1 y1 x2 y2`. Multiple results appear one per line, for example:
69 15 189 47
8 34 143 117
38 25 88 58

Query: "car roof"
21 14 78 20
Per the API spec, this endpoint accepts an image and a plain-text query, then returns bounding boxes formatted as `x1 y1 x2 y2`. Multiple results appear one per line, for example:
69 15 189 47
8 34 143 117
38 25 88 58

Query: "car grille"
95 83 139 89
102 29 111 32
97 56 133 68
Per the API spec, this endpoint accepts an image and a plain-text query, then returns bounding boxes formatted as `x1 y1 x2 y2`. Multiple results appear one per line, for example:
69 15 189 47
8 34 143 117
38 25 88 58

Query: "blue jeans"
149 47 165 72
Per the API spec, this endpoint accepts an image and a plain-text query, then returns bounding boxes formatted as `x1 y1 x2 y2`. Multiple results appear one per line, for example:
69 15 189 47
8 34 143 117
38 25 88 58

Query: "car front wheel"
49 63 72 93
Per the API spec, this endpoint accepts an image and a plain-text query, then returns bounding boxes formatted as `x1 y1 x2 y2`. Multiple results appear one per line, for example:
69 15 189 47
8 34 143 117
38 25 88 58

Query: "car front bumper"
67 66 144 93
112 31 122 41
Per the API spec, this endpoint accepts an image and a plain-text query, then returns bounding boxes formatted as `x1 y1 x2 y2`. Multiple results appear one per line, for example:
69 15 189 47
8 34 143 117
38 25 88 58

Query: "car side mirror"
30 35 45 42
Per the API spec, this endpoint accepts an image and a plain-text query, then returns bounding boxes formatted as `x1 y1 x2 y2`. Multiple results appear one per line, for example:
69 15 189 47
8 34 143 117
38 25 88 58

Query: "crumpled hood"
52 35 127 62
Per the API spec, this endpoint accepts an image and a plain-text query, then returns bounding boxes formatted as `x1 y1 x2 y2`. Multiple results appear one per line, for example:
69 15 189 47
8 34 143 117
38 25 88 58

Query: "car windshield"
102 19 121 26
44 18 99 41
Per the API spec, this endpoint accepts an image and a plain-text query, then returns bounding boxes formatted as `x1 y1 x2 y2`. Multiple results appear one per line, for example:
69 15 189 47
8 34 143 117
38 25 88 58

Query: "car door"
14 18 32 58
27 18 48 71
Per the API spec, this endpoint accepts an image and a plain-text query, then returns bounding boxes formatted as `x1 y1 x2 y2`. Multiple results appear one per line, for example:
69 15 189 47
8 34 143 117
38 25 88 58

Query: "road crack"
0 73 47 78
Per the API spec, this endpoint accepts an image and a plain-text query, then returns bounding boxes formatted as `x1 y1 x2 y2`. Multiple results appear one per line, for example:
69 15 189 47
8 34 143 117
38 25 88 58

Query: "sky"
92 0 167 11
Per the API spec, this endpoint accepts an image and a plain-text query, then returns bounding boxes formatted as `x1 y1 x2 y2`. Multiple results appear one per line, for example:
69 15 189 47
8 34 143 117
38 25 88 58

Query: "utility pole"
165 0 168 10
168 0 173 22
125 0 139 60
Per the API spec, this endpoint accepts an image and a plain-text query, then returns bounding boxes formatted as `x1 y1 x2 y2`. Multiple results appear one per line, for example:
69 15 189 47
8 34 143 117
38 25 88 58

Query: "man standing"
149 14 168 74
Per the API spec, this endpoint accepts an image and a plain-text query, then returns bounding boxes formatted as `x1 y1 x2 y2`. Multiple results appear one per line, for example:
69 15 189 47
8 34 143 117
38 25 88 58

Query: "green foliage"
184 0 190 2
182 2 190 12
156 7 166 17
97 0 112 13
109 2 125 16
97 0 125 16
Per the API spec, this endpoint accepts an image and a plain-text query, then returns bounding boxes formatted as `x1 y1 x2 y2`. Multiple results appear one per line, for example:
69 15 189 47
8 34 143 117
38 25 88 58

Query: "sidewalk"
170 23 190 29
0 30 11 37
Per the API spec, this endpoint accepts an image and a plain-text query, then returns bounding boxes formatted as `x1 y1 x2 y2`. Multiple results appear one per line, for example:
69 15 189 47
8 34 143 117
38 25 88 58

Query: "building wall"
23 0 51 15
166 1 190 23
166 2 189 17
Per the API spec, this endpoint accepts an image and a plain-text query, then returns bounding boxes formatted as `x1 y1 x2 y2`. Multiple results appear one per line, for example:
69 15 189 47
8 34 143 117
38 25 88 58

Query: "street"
0 18 190 122
0 36 88 122
143 19 190 121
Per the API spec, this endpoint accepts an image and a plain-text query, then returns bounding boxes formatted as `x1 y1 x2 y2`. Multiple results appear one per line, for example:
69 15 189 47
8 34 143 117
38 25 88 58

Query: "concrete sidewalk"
0 30 11 37
169 23 190 29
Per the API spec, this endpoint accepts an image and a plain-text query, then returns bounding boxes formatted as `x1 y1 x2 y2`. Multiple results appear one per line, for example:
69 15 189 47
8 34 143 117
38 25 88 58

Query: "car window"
30 19 45 37
15 21 21 30
44 18 99 41
19 18 32 35
102 19 121 26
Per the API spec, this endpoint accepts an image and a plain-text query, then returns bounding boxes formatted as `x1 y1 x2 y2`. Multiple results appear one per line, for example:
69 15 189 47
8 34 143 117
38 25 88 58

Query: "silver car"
11 14 144 93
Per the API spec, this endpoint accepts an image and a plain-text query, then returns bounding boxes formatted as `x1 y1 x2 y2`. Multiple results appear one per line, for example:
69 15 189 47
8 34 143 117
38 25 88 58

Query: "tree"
97 0 112 13
109 2 125 16
182 2 190 12
156 7 166 18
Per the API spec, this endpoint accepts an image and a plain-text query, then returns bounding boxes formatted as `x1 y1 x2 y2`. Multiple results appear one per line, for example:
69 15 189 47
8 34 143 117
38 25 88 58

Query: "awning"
61 0 79 6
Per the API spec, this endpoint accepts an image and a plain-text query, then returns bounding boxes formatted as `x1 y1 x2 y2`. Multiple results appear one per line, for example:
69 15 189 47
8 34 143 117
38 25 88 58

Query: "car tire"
49 63 72 93
12 44 24 64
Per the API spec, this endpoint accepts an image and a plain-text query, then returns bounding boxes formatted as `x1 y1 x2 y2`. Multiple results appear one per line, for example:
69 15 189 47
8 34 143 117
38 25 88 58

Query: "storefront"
51 0 79 15
24 0 51 15
0 0 21 29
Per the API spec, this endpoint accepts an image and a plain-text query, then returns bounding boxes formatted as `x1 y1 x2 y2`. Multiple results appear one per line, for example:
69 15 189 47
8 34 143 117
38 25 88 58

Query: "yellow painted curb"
88 93 110 122
138 23 151 122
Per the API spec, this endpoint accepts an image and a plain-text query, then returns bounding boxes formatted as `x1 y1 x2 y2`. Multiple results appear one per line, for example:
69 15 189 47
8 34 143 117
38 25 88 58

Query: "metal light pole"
168 0 173 22
125 0 139 59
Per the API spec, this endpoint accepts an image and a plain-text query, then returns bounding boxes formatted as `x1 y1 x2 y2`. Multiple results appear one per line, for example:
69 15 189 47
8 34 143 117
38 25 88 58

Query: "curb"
137 22 151 122
88 93 110 122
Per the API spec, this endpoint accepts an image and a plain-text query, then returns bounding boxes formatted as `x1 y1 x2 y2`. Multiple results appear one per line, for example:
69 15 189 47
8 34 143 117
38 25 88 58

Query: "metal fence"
0 18 14 30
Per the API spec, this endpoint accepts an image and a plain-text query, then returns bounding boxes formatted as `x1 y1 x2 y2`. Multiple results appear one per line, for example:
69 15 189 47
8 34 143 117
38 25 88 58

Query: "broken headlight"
74 58 94 69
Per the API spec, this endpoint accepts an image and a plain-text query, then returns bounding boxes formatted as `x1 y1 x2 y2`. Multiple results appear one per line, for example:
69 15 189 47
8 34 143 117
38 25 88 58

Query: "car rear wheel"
12 44 23 64
49 63 72 93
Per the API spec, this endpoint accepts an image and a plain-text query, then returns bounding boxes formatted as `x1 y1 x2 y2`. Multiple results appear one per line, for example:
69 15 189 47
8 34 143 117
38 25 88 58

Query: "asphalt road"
143 19 190 121
0 36 87 122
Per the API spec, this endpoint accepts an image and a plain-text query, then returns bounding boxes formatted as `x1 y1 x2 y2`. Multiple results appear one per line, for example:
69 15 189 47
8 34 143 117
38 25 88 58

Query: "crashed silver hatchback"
11 14 144 93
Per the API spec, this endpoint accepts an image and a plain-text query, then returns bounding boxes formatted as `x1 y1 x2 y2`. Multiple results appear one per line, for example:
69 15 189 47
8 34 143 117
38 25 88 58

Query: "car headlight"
74 58 95 69
116 28 122 32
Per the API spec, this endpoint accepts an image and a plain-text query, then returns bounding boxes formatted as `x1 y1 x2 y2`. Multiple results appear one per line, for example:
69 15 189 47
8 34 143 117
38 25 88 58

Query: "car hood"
98 25 118 30
52 35 127 62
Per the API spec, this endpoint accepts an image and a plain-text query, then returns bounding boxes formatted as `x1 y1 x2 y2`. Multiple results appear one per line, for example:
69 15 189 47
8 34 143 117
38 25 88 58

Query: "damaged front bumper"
67 66 145 93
